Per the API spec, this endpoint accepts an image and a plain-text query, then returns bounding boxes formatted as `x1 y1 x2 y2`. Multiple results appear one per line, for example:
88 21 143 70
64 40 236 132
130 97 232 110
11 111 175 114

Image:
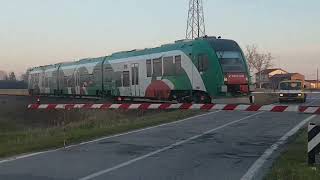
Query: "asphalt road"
0 93 320 180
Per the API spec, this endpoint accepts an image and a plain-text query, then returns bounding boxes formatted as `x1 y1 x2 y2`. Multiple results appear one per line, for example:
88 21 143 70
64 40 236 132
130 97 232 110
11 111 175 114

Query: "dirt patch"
253 93 278 105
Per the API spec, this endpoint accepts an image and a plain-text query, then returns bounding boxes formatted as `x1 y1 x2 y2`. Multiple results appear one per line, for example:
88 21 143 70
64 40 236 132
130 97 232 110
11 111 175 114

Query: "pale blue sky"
0 0 319 78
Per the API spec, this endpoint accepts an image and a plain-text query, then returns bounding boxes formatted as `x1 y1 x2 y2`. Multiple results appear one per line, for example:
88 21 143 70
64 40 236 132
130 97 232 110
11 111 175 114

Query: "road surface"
0 93 319 180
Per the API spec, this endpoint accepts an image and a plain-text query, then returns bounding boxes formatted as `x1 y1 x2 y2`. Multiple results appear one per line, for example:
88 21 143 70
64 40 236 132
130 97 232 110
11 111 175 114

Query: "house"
255 68 288 88
305 80 320 89
270 73 305 89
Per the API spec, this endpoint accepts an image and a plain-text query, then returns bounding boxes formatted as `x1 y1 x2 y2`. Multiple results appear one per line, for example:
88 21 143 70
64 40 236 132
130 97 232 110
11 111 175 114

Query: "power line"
186 0 206 39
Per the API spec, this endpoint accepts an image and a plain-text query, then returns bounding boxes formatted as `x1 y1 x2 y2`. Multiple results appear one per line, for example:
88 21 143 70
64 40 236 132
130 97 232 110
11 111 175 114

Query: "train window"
64 76 69 87
163 56 174 76
88 74 95 86
93 68 101 83
197 54 209 72
78 67 90 86
122 71 130 87
42 77 45 87
80 73 89 86
175 55 183 75
104 67 113 82
131 65 139 85
153 58 162 76
46 77 51 88
70 75 76 87
217 51 245 72
49 77 54 88
146 59 152 77
114 72 122 87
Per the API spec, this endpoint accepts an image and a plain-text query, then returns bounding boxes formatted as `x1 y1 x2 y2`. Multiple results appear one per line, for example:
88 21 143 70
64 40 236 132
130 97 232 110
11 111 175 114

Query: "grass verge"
0 110 202 158
265 129 320 180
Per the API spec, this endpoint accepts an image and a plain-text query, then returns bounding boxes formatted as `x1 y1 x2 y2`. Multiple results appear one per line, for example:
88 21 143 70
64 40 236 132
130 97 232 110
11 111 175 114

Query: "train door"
131 63 140 97
39 71 45 94
74 70 81 95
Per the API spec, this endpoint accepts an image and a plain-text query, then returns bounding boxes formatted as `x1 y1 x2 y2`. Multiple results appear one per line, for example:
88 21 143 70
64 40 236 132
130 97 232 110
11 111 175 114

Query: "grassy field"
0 108 201 158
0 93 277 159
0 89 28 96
265 129 320 180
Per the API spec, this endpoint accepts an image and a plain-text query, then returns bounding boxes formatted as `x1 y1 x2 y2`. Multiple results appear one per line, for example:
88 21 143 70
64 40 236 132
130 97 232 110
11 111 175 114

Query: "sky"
0 0 319 79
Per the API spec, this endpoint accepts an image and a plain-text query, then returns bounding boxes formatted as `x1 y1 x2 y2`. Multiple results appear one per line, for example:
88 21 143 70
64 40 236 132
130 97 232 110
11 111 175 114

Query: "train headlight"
224 77 228 82
279 94 284 97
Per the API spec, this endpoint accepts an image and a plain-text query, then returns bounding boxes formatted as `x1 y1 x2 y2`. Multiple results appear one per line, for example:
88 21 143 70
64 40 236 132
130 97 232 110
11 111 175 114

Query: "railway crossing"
0 93 319 180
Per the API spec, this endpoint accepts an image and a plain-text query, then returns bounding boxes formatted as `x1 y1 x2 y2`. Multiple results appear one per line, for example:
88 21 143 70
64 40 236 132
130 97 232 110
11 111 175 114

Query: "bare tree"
8 72 16 81
0 70 7 80
245 45 257 73
245 45 274 88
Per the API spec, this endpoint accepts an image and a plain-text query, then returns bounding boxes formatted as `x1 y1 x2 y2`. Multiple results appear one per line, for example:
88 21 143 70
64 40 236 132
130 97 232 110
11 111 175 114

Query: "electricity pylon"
186 0 206 39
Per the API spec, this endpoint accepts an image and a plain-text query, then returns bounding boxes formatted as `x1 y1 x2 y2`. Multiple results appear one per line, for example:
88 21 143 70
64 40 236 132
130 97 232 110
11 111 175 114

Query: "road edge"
240 115 317 180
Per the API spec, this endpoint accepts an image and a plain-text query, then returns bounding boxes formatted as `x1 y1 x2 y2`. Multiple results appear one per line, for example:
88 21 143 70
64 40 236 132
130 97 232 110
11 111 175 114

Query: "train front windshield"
208 39 247 73
216 51 246 73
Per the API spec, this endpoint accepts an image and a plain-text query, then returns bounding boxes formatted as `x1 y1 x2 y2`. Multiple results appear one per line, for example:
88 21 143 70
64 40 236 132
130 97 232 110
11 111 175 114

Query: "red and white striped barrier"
27 103 320 114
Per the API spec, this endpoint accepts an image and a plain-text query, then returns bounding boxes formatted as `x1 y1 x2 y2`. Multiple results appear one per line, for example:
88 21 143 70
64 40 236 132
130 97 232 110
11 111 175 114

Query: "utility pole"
317 68 319 89
186 0 206 39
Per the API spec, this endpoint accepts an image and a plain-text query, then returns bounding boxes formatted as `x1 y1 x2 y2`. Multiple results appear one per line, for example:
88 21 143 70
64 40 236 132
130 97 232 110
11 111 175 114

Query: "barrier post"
36 96 40 104
249 95 255 104
308 122 320 165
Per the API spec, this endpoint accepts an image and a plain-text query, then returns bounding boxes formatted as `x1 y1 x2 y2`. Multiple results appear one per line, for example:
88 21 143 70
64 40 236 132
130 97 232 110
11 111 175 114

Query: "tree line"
0 71 17 81
0 71 28 89
0 70 29 82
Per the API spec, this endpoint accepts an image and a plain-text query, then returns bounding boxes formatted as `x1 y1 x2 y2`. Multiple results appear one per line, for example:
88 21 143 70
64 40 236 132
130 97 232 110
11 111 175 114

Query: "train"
28 36 252 103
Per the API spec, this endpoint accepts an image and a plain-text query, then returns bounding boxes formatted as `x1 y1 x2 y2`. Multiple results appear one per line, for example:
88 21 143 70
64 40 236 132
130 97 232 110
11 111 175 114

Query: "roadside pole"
317 68 319 89
63 110 66 148
62 107 71 148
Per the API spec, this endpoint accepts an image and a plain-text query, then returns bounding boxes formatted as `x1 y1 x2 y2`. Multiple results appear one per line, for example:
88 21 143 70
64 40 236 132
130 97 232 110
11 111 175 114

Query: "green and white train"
28 36 252 103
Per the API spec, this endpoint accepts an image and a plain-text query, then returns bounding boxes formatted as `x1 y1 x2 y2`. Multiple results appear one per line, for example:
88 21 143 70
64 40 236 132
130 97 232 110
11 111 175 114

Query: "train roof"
78 57 106 64
29 63 61 72
106 39 194 61
208 39 240 52
104 37 239 62
28 36 239 69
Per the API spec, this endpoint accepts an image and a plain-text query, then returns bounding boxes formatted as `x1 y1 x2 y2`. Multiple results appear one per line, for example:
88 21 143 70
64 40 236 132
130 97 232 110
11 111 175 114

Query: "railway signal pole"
186 0 206 39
